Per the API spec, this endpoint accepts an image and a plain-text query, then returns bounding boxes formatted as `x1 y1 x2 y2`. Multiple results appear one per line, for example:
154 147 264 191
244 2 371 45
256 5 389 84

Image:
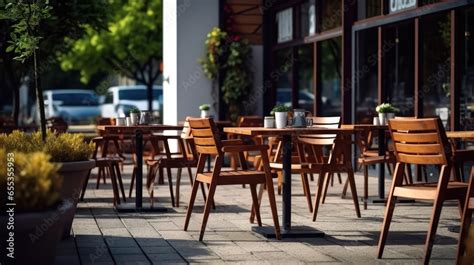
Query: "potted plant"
199 104 211 118
272 104 291 129
376 103 400 125
0 130 95 238
0 149 73 265
129 107 141 125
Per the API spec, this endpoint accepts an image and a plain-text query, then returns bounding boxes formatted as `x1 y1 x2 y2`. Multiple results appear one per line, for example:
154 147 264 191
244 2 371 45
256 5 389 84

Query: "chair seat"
393 181 468 200
197 170 277 185
358 155 392 165
270 162 309 170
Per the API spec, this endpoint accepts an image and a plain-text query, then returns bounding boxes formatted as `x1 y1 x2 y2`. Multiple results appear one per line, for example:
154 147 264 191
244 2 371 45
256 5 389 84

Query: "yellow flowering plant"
0 149 62 212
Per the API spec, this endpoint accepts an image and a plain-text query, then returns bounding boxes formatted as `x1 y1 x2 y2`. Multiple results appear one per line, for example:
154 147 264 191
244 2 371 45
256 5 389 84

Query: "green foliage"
129 107 140 114
376 103 400 114
1 0 52 63
200 28 253 107
272 104 291 113
0 148 62 212
59 0 163 84
199 104 210 111
0 130 94 162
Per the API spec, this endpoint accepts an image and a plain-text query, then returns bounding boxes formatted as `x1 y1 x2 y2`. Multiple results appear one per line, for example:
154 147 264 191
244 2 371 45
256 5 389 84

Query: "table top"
446 131 474 139
223 126 358 136
97 124 183 132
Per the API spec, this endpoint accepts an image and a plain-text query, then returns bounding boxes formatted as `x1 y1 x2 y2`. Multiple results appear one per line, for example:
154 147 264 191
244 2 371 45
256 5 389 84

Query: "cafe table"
97 124 183 212
223 126 358 238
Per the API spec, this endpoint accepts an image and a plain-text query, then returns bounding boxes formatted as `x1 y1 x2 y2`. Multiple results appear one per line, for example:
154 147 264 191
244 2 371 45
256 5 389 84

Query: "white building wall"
163 0 219 125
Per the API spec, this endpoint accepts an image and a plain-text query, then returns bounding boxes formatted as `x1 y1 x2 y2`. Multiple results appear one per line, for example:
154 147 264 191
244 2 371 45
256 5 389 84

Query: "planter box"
58 160 95 238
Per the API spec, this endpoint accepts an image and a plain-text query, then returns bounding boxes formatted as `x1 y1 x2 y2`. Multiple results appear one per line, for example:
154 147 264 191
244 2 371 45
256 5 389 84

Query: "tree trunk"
34 50 47 141
146 82 153 112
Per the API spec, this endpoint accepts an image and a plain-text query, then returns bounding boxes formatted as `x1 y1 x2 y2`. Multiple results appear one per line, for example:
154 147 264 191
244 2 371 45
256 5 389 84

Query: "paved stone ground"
55 165 462 265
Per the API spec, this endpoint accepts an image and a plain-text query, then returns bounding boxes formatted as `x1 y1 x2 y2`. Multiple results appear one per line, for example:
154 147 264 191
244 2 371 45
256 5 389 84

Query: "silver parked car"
43 89 101 124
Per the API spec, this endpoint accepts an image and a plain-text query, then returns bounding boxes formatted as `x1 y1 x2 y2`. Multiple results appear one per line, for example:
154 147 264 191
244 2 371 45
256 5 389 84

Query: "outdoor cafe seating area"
3 112 474 264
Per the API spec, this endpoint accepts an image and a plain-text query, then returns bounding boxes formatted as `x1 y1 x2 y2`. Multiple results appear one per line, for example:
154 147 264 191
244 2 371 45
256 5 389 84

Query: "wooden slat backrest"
238 116 263 127
180 119 198 160
188 118 221 155
299 116 341 146
388 118 450 165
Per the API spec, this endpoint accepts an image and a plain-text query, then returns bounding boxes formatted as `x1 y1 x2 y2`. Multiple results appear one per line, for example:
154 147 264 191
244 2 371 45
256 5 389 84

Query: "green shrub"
271 104 291 113
0 148 62 212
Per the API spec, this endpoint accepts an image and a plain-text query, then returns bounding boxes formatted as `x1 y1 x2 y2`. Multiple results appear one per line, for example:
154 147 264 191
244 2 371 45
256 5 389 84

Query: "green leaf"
5 45 15 52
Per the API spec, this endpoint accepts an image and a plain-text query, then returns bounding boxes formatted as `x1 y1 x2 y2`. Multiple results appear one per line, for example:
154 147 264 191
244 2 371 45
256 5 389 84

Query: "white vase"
130 113 140 125
201 110 209 118
275 112 288 129
378 113 387 125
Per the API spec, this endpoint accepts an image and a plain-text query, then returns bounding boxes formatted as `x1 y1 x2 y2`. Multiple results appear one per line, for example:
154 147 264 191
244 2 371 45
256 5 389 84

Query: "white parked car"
100 85 163 118
43 89 101 124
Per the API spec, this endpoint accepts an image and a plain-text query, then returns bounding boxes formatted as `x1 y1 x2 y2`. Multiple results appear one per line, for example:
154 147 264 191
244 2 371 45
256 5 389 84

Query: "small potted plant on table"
272 104 291 129
199 104 211 118
129 107 141 125
0 149 73 265
376 103 400 125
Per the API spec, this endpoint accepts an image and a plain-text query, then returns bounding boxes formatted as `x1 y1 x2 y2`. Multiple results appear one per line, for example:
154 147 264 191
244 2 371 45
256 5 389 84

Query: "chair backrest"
238 116 263 127
180 119 198 160
388 118 451 165
299 116 341 146
309 116 341 129
188 118 221 155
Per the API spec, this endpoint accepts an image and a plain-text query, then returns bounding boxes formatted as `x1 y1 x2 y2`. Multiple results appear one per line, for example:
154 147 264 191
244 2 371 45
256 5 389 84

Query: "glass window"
383 22 415 117
460 7 474 130
52 92 99 106
274 48 293 108
276 8 293 43
318 37 341 116
300 1 316 37
320 0 341 32
118 89 162 101
358 0 381 20
297 44 314 113
356 28 378 123
104 92 113 104
421 12 451 129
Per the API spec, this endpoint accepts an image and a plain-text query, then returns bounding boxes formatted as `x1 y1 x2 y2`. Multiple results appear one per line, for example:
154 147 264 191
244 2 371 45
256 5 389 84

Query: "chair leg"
347 169 361 218
277 171 282 195
158 166 164 185
80 169 92 201
108 165 120 205
114 163 126 202
166 167 175 207
129 166 136 198
250 184 262 226
265 179 281 240
301 173 313 212
423 194 445 264
187 167 194 185
312 169 326 222
364 165 368 210
337 173 342 184
96 167 103 189
341 177 349 199
184 180 200 231
322 172 330 204
250 183 265 224
378 163 405 259
457 208 473 264
199 182 217 241
175 168 182 207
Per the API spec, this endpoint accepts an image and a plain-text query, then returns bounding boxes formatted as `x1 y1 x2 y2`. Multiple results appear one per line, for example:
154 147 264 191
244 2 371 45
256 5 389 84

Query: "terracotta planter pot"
58 160 95 238
0 200 73 265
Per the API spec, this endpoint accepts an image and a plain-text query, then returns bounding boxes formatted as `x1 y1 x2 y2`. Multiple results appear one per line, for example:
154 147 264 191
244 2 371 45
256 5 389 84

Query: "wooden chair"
456 167 474 265
269 116 341 213
228 116 264 170
184 118 280 241
146 120 207 207
377 118 467 264
296 124 361 222
80 137 126 205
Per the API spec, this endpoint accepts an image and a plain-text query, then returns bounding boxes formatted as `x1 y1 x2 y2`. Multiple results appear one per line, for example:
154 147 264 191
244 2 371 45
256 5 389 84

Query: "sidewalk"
56 165 460 264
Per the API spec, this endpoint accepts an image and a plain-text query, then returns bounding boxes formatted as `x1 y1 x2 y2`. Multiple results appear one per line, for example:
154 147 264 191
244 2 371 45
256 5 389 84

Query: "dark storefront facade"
259 0 474 130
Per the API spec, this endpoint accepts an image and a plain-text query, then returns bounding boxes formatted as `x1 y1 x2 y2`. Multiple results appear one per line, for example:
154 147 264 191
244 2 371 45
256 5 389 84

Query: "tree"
60 0 163 112
0 0 106 126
